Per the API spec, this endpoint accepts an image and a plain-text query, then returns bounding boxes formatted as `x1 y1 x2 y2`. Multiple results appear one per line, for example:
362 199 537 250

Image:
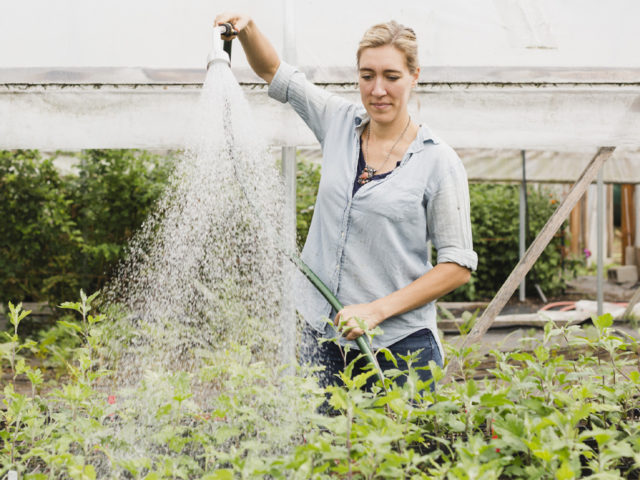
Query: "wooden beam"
439 311 585 333
444 146 616 382
618 286 640 321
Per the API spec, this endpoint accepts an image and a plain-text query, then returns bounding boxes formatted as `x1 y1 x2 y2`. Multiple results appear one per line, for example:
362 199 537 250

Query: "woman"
215 13 477 391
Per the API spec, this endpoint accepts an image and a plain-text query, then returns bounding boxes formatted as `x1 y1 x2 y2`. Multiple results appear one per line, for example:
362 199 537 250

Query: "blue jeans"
301 324 443 393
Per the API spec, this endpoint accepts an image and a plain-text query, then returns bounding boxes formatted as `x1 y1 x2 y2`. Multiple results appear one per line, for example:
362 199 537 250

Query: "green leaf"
534 345 549 363
480 392 512 408
579 428 615 446
202 470 234 480
59 302 82 313
379 347 398 368
156 403 172 418
26 368 44 387
68 464 96 480
465 379 478 397
87 290 100 305
58 320 83 333
556 461 575 480
428 361 444 382
8 301 31 328
87 314 104 325
592 313 613 331
16 357 28 374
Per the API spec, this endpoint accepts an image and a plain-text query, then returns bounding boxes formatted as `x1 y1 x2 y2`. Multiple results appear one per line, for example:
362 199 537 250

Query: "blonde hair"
357 21 418 74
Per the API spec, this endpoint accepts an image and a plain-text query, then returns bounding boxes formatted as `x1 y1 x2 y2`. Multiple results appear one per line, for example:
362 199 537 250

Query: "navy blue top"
352 145 401 196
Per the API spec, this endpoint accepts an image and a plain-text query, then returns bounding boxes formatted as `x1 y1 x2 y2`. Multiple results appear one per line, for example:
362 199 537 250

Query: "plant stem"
346 407 353 480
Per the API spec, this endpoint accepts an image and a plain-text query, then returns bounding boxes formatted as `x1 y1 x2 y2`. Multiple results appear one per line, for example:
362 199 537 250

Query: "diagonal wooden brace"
618 285 640 321
444 146 616 382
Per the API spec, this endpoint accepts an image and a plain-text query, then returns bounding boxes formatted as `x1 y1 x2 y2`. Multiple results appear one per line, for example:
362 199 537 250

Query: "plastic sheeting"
1 0 639 72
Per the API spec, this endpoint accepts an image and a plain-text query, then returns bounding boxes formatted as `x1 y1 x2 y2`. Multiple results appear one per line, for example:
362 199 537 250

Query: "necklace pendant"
358 165 376 185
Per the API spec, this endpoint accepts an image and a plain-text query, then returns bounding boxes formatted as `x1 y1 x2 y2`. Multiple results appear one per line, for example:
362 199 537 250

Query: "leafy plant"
4 292 640 478
0 150 83 303
69 149 175 292
0 149 174 307
445 183 567 301
295 156 321 250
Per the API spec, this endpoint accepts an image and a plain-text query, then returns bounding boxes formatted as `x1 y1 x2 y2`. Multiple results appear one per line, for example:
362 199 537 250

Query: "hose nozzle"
207 23 234 69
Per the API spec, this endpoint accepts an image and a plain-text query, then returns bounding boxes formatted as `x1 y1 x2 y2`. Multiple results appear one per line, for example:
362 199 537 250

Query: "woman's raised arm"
214 13 280 84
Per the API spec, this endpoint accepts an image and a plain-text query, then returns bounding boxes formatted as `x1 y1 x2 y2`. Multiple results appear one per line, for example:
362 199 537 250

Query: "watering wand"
206 24 385 387
207 23 235 69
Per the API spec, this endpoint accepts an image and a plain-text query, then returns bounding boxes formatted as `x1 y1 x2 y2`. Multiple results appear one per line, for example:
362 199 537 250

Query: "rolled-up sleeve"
427 152 478 271
268 61 350 145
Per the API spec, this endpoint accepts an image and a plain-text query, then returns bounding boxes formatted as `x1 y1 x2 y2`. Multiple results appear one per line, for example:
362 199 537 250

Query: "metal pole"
283 0 296 65
280 0 297 367
281 146 297 226
281 0 297 235
519 150 526 301
635 184 640 271
636 185 640 249
597 167 604 316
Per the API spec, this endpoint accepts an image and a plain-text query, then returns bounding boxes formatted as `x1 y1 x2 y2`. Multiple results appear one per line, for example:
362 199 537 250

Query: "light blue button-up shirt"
269 62 478 356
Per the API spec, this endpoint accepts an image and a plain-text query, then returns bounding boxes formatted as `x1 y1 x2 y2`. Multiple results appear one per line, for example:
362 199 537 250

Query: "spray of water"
106 63 294 376
95 62 307 469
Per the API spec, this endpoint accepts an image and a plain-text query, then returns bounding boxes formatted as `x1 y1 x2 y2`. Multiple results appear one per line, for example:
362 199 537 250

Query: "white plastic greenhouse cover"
1 0 639 168
2 0 639 70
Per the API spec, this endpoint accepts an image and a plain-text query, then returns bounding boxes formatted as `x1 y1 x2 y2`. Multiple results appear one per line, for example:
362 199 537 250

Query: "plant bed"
3 296 640 479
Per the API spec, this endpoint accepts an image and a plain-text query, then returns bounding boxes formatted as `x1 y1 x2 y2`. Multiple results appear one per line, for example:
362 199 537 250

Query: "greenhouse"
2 1 640 478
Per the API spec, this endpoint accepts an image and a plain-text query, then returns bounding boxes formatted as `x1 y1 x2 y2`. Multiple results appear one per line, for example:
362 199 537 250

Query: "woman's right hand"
212 12 280 84
214 13 252 40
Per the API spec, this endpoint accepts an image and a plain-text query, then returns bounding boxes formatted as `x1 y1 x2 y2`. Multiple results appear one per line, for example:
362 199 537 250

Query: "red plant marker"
491 420 500 453
108 395 116 405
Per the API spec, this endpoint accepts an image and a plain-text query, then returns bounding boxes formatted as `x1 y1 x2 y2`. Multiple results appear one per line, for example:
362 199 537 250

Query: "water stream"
98 61 303 469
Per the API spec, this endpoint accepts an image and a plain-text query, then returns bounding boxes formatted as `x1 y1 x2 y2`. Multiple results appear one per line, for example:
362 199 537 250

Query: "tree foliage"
0 150 173 305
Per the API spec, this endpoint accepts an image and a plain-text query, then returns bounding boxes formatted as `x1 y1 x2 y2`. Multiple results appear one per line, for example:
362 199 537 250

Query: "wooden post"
636 185 640 274
444 147 616 382
570 202 581 255
622 184 635 264
607 184 614 259
581 193 589 256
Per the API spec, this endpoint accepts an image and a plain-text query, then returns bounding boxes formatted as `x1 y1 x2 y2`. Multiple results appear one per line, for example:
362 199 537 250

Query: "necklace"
358 116 412 185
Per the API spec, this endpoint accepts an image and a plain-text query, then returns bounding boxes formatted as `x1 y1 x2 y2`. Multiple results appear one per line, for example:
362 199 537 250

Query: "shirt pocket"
357 186 424 223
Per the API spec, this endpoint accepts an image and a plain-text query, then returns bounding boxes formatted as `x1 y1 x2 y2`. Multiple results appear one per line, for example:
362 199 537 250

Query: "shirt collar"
354 110 440 154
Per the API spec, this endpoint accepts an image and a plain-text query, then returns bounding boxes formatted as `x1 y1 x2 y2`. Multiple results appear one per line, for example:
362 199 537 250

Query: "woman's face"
358 45 419 126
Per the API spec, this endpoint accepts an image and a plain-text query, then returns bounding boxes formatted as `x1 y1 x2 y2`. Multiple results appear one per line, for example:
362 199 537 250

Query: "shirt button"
341 232 345 239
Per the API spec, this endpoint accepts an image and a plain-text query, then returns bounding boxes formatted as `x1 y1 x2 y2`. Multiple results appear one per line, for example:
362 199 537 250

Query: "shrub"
69 149 174 293
446 183 566 301
295 156 321 250
0 150 173 306
0 151 564 306
0 150 82 303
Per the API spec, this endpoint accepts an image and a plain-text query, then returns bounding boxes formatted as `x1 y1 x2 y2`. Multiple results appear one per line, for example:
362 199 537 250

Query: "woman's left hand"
334 303 384 341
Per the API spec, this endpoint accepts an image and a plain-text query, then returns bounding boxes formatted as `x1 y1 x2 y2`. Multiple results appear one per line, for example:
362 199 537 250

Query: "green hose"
292 256 385 386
